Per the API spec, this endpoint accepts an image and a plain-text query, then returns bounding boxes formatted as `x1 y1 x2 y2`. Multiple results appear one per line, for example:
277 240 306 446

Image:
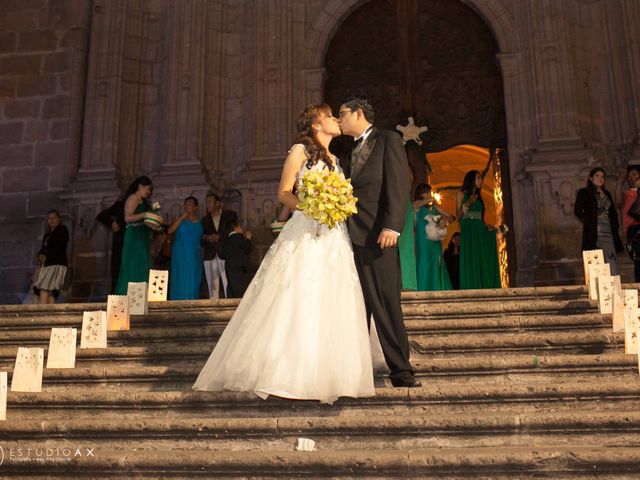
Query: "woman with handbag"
413 183 453 291
621 166 640 280
456 170 501 290
574 167 623 276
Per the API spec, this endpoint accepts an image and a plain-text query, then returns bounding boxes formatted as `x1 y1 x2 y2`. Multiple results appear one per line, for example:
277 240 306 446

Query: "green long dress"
415 205 452 291
398 199 417 290
114 203 152 295
459 194 501 289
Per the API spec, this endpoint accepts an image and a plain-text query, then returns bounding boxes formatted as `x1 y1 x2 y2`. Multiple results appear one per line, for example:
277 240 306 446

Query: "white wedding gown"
193 146 378 404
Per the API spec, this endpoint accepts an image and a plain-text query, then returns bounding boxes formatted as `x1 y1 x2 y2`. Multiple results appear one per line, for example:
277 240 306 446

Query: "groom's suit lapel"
351 128 378 181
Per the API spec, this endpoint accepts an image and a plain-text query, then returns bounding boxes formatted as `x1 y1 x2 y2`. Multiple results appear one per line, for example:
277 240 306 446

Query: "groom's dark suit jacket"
344 128 409 246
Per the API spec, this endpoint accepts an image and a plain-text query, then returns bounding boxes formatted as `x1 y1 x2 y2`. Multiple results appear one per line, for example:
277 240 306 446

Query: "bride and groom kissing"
193 94 420 404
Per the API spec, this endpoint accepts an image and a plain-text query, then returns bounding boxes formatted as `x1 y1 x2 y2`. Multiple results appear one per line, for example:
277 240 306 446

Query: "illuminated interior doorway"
428 145 509 287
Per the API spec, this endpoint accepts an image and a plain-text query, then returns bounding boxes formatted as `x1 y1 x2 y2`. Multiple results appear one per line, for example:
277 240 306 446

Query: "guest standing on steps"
114 176 154 295
168 196 203 300
221 218 252 299
574 167 623 276
456 170 501 290
96 198 126 293
201 193 237 300
33 209 69 304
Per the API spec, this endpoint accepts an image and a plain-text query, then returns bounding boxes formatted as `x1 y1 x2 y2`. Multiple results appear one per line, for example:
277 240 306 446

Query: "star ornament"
396 117 428 145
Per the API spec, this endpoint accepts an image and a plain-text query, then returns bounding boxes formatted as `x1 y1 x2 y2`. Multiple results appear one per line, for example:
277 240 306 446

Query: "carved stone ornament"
396 117 428 145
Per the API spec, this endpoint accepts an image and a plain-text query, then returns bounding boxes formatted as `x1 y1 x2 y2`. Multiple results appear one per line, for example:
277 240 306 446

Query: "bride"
192 104 377 404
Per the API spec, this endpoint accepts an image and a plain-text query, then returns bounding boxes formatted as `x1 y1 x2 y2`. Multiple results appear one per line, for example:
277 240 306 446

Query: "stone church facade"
1 0 639 303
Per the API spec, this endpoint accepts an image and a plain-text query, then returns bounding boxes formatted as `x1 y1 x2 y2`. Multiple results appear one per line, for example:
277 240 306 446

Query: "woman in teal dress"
456 170 501 290
398 198 417 291
413 184 453 291
168 196 203 300
114 176 154 295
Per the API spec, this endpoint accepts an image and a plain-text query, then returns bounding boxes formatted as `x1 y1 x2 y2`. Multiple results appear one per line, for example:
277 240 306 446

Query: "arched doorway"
324 0 512 287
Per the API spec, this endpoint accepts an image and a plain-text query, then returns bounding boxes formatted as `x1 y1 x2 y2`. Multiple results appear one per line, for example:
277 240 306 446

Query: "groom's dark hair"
339 93 375 123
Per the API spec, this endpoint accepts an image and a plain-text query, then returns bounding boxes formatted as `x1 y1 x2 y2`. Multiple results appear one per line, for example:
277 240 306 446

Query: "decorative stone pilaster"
158 0 207 186
249 0 306 180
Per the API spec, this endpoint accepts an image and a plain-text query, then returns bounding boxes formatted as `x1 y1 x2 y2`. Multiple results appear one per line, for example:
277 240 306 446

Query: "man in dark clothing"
221 218 252 298
201 193 237 299
96 199 126 293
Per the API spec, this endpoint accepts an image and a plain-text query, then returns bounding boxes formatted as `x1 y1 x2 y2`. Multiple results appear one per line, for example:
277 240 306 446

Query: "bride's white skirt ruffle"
192 211 376 404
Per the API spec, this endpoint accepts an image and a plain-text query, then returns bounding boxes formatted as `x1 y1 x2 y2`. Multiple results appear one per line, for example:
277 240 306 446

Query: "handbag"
161 232 173 258
425 214 448 241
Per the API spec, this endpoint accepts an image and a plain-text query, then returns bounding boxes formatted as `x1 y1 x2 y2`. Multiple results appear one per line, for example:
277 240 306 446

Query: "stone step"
0 446 638 478
0 326 623 354
0 312 614 337
0 354 636 388
0 285 616 324
2 411 640 446
5 382 640 419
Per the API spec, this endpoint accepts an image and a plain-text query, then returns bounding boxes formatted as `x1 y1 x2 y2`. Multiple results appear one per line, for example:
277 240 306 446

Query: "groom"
338 94 420 388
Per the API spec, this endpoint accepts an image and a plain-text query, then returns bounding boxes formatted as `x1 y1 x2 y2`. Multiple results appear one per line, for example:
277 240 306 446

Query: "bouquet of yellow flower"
297 169 358 232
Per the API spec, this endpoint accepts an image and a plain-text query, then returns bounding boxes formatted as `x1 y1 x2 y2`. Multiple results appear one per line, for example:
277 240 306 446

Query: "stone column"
159 0 206 184
619 0 640 162
76 0 128 190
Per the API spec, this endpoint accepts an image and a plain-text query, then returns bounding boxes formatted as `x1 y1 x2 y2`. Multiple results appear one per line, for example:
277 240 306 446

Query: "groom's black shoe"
390 375 422 388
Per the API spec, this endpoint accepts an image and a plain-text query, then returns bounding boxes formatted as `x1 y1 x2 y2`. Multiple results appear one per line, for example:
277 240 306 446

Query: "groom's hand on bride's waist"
377 229 400 249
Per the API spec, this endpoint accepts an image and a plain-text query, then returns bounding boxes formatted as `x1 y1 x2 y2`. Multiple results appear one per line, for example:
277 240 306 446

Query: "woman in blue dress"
168 196 203 300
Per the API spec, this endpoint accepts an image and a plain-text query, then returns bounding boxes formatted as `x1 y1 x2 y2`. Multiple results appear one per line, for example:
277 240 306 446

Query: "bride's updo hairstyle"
293 103 335 171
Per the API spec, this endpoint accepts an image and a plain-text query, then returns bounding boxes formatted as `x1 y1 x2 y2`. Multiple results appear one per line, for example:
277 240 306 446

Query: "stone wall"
0 0 90 303
1 0 640 303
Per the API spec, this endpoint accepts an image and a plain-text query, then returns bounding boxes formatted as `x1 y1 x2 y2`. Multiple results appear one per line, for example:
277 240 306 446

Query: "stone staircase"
1 286 639 478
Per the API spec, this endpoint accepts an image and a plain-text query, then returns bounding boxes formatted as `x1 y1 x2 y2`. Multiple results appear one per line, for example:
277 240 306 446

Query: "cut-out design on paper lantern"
597 275 620 315
11 347 44 392
0 371 7 421
128 282 148 315
147 270 168 302
588 263 610 301
582 249 604 285
107 295 130 331
613 289 637 333
46 328 77 369
625 307 640 355
80 311 107 349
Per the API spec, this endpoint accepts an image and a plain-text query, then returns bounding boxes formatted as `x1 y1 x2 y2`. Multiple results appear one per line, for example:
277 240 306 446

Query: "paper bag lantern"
625 307 640 354
107 295 130 331
128 282 148 315
614 289 637 333
11 347 44 392
80 311 107 349
46 327 77 369
582 249 604 285
597 275 620 315
612 286 625 332
588 263 610 301
0 371 6 421
147 269 169 302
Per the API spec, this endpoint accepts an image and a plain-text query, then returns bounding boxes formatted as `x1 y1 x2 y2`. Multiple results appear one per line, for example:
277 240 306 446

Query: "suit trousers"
352 244 413 378
203 256 227 299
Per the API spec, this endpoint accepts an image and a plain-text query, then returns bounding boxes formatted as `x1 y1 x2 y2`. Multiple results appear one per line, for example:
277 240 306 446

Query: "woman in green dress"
114 176 154 295
413 184 453 291
455 170 501 290
398 198 417 291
